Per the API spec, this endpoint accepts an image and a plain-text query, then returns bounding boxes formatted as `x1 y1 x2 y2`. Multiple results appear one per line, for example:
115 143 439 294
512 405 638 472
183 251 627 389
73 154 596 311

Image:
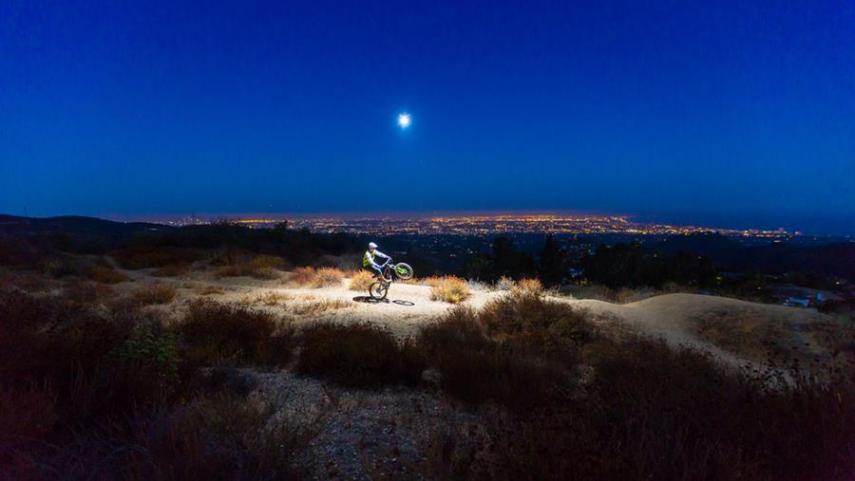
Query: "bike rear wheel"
393 262 414 280
369 282 388 300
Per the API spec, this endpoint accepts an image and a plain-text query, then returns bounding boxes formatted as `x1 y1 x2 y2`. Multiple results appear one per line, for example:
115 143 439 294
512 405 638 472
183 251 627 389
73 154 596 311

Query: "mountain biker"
363 242 390 278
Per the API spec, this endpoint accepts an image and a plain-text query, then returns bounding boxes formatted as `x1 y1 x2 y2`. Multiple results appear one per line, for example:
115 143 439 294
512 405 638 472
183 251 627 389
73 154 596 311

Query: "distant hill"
0 214 170 237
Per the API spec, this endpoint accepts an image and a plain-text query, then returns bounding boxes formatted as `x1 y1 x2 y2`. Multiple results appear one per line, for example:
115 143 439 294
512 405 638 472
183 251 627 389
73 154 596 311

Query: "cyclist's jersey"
363 249 388 268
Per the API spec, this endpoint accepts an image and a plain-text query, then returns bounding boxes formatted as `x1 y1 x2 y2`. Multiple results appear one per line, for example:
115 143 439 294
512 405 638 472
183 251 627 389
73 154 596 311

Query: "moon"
397 112 411 129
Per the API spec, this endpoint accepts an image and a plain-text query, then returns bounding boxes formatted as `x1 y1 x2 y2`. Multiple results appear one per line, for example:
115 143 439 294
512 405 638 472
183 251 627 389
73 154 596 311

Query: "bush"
417 308 572 410
428 334 855 481
348 270 375 291
151 263 190 277
313 267 344 287
290 266 317 286
8 393 307 481
216 255 285 280
288 266 344 288
510 278 543 297
87 265 129 284
479 294 595 362
132 283 177 305
178 300 294 366
297 322 425 388
429 276 471 303
495 276 515 291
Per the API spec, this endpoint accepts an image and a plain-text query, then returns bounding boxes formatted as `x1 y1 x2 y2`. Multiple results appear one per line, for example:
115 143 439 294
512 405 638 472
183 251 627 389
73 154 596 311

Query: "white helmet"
368 242 378 249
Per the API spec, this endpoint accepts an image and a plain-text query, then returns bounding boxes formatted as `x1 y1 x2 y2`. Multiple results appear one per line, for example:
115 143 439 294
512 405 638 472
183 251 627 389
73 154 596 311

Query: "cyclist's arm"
374 250 391 260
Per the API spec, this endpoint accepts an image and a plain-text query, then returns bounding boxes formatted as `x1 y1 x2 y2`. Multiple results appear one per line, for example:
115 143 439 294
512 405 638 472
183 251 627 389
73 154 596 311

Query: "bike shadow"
352 296 415 307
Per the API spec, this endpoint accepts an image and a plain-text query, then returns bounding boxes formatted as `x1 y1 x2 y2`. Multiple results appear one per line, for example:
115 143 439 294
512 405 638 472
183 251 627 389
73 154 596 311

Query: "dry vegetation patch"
297 322 424 388
428 276 471 303
510 278 544 297
132 283 178 306
216 255 286 280
287 266 345 288
692 308 796 363
291 299 351 316
87 265 129 284
348 270 375 291
177 300 295 366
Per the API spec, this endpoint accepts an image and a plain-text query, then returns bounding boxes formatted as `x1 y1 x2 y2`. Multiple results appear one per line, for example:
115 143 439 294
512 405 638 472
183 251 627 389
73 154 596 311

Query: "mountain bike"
369 258 414 300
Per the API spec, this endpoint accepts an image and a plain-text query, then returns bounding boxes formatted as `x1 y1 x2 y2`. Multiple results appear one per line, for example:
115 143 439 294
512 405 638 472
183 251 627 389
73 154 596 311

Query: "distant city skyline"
64 210 851 238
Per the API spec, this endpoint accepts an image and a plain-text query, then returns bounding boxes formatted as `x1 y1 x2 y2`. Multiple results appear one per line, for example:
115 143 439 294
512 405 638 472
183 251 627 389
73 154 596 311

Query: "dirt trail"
113 263 827 369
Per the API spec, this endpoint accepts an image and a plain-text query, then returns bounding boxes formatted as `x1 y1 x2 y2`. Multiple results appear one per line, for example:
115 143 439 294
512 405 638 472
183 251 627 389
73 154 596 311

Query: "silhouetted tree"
538 234 566 286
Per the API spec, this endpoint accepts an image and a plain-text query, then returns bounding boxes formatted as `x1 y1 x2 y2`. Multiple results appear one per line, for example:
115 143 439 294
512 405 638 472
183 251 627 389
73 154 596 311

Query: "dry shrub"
420 276 445 287
0 270 58 293
65 280 117 305
132 283 177 305
290 266 317 286
692 309 797 363
197 285 226 296
0 383 59 449
297 322 425 388
417 307 572 410
8 393 306 481
510 278 543 297
291 299 351 316
495 276 516 291
0 291 182 426
216 255 285 280
348 270 376 291
152 263 190 277
41 255 92 278
479 294 596 362
253 291 292 306
313 267 344 287
178 300 295 366
425 328 855 481
87 265 129 284
288 266 344 288
111 246 206 270
115 394 306 481
429 276 471 303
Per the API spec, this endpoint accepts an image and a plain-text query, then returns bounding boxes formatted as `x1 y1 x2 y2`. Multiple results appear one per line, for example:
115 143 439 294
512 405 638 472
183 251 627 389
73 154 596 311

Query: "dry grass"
151 263 191 277
64 280 117 305
288 266 345 288
196 285 226 296
291 299 351 316
289 267 317 286
313 267 345 287
420 276 445 287
252 291 293 306
417 306 572 410
348 270 376 291
429 276 471 303
692 309 794 363
132 283 178 305
0 270 59 293
510 278 544 297
87 265 129 284
297 322 425 388
177 300 295 366
216 255 286 280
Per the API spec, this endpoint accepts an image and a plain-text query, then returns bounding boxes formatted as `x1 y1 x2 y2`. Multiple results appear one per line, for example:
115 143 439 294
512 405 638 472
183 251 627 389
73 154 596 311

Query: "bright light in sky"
397 112 411 129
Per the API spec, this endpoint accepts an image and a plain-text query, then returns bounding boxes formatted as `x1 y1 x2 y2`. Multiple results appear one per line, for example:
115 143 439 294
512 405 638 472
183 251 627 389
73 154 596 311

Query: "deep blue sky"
1 1 853 233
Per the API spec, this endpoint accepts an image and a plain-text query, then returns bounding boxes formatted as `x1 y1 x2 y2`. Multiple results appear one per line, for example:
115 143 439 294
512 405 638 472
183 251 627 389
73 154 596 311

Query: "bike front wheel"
393 262 414 280
369 282 388 300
